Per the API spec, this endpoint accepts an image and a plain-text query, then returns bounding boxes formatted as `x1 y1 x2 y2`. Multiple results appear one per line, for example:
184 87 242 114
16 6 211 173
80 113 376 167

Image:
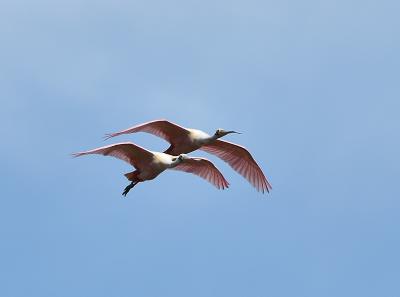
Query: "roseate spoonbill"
104 120 272 193
72 142 229 196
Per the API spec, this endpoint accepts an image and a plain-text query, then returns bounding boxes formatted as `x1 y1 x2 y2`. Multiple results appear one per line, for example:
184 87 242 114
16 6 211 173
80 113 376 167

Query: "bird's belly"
138 171 161 181
171 139 202 154
138 166 165 181
179 143 200 154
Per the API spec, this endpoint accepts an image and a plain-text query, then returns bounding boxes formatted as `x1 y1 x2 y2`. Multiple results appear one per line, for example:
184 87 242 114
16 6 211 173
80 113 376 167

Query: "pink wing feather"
200 140 272 193
104 119 189 144
72 142 154 170
173 157 229 190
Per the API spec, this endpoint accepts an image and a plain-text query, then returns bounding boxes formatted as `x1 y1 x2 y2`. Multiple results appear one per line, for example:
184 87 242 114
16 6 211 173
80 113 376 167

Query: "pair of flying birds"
73 120 272 196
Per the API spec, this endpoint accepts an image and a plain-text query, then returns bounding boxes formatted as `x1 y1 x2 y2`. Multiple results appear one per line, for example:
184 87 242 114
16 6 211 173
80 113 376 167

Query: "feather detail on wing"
104 119 189 144
172 158 229 190
72 142 154 171
200 140 272 193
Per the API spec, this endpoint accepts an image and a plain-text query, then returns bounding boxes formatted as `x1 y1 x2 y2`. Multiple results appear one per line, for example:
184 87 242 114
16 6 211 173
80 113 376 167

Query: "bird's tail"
124 170 140 181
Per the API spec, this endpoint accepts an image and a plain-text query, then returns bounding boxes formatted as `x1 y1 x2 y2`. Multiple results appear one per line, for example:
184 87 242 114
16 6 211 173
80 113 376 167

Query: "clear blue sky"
1 0 399 296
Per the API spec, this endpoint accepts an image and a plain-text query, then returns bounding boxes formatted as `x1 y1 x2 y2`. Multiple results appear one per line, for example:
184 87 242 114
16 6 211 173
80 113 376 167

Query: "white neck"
205 134 219 144
168 157 182 168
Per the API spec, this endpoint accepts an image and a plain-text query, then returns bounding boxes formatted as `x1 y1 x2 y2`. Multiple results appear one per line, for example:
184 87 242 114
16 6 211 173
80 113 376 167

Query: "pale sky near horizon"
1 0 399 296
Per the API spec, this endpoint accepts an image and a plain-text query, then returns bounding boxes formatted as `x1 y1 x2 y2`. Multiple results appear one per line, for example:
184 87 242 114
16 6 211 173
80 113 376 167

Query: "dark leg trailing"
122 181 139 197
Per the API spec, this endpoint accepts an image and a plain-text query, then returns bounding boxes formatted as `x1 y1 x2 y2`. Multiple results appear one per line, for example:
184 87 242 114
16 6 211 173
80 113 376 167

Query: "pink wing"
172 158 229 190
72 142 154 170
200 140 272 193
104 119 189 144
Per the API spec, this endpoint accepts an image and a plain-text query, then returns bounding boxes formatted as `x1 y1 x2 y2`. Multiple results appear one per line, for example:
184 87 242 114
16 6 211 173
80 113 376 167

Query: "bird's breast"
137 153 170 181
187 129 212 147
151 152 175 168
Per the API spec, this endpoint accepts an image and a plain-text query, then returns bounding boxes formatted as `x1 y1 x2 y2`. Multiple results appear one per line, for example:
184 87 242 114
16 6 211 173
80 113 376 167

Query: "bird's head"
170 154 189 168
214 128 241 138
178 154 188 162
172 154 188 162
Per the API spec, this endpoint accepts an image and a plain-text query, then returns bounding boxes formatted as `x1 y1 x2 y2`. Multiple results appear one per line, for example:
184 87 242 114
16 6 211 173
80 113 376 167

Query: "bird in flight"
104 119 272 193
73 142 229 196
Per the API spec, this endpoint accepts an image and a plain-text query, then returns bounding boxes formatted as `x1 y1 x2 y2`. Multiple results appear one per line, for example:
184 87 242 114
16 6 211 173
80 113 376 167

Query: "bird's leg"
122 181 138 197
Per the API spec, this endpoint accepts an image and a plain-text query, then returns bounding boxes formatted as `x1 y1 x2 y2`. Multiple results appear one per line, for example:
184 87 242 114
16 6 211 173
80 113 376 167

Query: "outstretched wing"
172 157 229 190
72 142 154 171
104 119 190 145
200 140 272 193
